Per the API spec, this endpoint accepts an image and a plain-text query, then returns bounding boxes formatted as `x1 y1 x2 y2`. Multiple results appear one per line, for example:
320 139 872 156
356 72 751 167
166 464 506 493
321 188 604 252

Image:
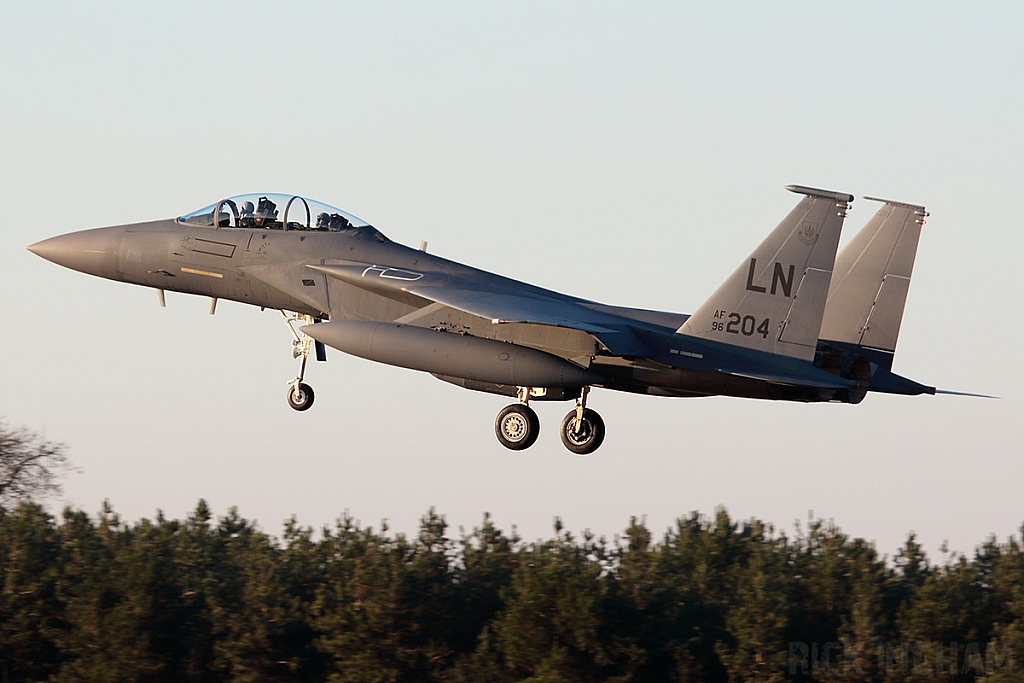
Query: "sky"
1 2 1022 562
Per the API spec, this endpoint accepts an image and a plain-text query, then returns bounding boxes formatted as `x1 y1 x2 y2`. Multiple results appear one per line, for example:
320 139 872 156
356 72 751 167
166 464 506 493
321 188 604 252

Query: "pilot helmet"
241 201 254 215
317 212 330 227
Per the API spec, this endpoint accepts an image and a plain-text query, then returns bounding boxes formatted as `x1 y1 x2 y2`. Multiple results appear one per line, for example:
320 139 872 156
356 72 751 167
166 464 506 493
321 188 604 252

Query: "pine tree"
0 503 63 682
52 502 165 682
715 520 788 683
492 519 608 681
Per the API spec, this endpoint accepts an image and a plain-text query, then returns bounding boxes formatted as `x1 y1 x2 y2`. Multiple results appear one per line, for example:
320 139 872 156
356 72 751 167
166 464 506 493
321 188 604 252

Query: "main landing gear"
559 387 605 455
494 386 605 455
495 403 540 450
281 311 326 412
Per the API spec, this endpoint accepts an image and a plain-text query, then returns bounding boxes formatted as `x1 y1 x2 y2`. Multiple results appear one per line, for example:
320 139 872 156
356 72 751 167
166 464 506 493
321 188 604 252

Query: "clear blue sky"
1 2 1021 560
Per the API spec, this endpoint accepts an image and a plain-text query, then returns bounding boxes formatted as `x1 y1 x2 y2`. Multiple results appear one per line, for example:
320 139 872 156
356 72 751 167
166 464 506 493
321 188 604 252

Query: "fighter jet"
27 185 950 454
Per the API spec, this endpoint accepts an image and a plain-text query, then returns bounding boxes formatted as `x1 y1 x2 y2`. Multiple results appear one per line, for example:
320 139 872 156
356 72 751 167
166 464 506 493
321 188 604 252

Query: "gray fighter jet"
27 186 950 454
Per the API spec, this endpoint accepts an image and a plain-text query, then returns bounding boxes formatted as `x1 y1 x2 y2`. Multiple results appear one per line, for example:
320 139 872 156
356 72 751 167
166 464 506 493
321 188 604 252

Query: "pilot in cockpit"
255 196 278 227
329 213 353 230
238 201 255 228
315 212 354 231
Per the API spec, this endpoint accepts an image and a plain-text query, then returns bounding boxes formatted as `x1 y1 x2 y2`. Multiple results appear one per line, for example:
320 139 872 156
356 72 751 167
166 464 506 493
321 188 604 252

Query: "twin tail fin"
676 185 852 361
819 196 927 352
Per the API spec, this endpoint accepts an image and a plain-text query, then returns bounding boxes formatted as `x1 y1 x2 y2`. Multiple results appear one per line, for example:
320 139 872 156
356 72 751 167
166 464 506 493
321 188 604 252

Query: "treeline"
2 502 1024 683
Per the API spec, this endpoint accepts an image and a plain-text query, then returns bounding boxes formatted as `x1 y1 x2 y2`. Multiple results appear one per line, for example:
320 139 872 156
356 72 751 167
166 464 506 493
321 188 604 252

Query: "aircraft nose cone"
27 226 125 280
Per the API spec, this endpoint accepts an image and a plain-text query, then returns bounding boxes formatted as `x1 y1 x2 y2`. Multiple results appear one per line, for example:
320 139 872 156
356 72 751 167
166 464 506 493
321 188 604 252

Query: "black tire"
288 383 315 411
495 404 540 450
559 408 605 455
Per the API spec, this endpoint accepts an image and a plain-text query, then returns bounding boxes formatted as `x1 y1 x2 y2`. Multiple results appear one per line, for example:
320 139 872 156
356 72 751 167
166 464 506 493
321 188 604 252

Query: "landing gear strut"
494 387 540 450
281 311 324 412
559 386 605 455
493 386 606 454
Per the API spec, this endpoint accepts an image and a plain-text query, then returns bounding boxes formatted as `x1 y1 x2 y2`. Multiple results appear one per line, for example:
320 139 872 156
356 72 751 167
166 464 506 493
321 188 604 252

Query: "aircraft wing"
402 285 615 331
308 264 653 356
402 285 652 356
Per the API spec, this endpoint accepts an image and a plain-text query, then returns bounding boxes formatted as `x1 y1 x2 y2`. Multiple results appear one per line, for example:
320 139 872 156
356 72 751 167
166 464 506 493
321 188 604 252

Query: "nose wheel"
281 311 326 412
288 382 315 411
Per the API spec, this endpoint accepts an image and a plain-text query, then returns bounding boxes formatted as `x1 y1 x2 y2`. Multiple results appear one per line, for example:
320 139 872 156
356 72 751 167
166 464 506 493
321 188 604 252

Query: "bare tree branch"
0 419 71 509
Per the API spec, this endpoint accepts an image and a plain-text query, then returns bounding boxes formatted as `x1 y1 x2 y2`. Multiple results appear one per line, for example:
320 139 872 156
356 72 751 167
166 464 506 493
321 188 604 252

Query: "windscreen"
178 193 374 232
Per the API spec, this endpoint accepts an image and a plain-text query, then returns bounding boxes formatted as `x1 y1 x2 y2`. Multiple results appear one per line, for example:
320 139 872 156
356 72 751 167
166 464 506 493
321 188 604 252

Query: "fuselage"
28 207 931 406
25 187 942 454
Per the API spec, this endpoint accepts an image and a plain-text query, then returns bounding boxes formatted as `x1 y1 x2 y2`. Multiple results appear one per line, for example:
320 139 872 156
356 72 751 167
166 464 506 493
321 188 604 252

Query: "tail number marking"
745 258 796 297
711 310 770 338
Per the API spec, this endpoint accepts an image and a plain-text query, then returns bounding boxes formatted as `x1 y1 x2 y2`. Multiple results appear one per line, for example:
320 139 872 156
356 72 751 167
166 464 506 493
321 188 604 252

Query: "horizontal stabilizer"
677 184 852 361
718 368 857 390
820 196 927 351
865 366 934 395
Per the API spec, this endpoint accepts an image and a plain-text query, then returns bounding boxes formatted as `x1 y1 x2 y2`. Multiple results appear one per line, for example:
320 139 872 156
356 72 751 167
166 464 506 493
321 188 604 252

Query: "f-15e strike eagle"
28 185 951 454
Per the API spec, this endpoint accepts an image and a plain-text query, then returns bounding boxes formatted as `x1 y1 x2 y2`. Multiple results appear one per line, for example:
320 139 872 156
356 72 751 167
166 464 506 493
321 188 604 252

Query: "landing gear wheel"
288 383 315 411
560 408 605 455
495 404 540 451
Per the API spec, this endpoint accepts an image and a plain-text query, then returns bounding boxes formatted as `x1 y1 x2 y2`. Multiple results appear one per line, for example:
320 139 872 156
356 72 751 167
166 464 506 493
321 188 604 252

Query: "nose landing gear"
493 386 606 454
288 382 315 411
281 311 325 411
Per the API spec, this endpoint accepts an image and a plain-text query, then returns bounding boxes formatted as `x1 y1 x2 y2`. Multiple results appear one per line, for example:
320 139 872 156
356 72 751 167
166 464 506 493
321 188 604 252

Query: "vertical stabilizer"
677 185 852 361
819 197 927 352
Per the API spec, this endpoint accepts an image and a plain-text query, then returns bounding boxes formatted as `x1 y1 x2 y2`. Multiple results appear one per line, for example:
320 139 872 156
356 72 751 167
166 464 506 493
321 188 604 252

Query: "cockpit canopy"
178 193 380 236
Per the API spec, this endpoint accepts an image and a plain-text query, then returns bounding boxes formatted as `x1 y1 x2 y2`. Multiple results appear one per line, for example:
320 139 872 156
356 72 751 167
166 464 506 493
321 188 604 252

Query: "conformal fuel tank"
302 321 602 388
